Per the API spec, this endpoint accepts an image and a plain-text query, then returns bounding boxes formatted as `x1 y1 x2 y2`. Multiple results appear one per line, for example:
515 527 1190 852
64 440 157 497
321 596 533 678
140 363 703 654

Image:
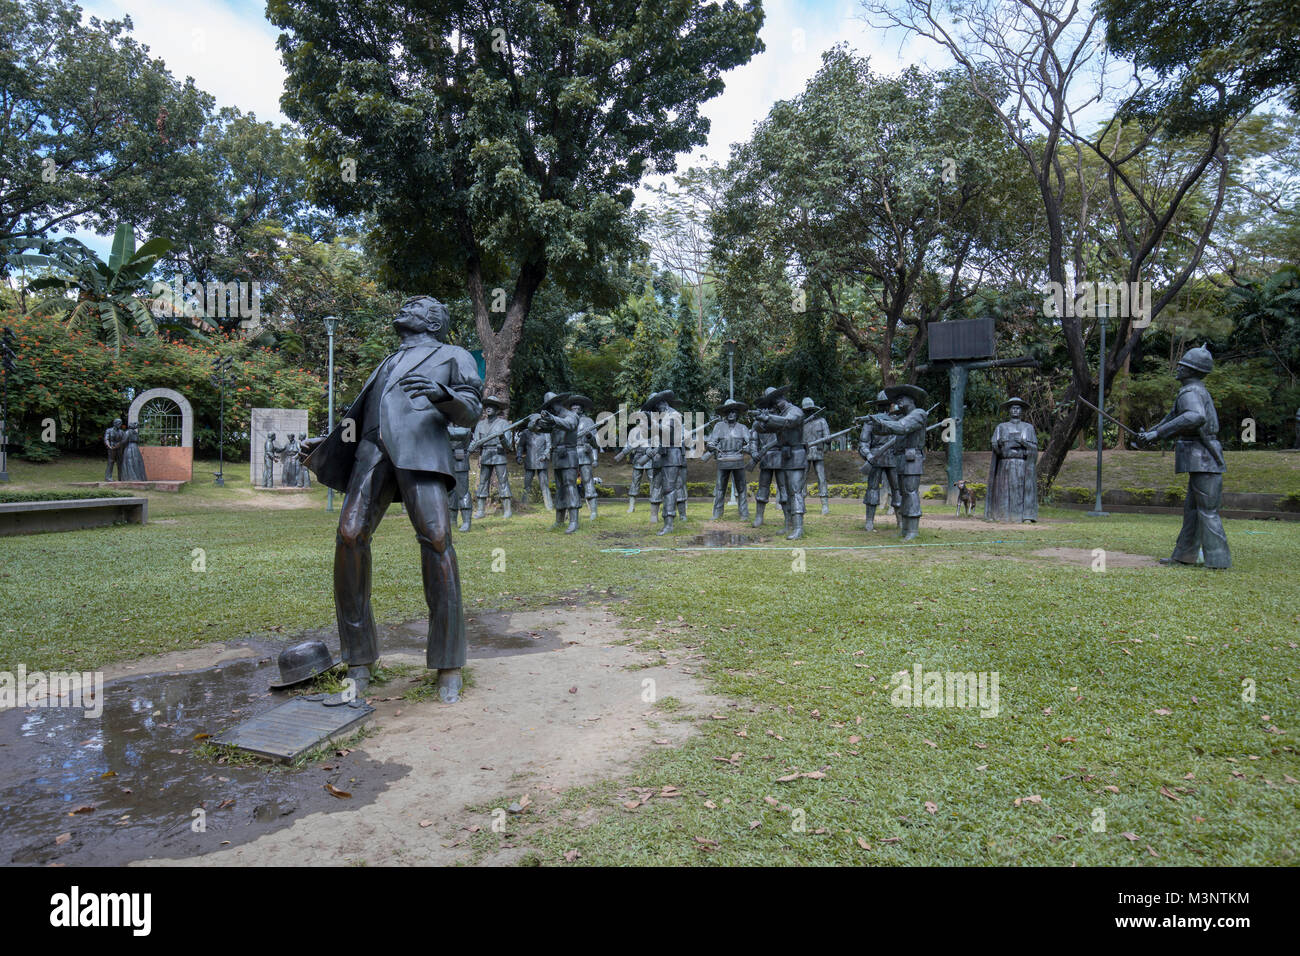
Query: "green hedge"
0 489 135 503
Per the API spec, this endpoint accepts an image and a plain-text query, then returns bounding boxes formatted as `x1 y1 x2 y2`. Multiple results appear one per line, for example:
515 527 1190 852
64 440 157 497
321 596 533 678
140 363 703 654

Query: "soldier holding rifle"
527 391 583 533
644 389 686 536
704 399 753 520
448 423 473 531
862 385 929 540
800 397 831 515
614 418 653 513
570 395 601 520
516 426 553 510
470 396 514 519
751 386 807 540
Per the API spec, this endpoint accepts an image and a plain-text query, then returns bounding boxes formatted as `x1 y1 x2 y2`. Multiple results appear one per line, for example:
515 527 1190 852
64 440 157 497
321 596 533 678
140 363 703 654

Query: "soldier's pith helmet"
482 395 507 411
641 389 681 412
800 397 823 416
874 390 890 405
542 391 566 410
1001 397 1027 409
1178 345 1214 375
567 394 593 411
756 385 789 409
717 399 748 416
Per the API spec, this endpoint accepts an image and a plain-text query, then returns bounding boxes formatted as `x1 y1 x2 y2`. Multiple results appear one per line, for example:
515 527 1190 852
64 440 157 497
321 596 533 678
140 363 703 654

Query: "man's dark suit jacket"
306 341 483 497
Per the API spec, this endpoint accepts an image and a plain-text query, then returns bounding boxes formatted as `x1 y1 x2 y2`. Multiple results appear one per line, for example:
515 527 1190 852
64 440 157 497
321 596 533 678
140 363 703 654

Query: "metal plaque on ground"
215 697 374 763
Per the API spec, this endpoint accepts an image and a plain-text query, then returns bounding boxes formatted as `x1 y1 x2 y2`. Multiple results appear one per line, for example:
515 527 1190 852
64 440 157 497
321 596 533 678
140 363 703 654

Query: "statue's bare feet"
437 668 462 703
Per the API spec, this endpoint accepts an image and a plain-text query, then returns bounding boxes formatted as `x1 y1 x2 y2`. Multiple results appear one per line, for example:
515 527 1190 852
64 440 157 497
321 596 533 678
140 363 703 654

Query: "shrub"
1123 487 1157 505
1061 486 1094 504
0 489 134 503
922 484 946 500
14 440 61 463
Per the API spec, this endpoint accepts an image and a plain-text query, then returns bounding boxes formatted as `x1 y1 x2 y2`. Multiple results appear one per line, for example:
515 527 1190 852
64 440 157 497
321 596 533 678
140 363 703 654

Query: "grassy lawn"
2 454 1297 865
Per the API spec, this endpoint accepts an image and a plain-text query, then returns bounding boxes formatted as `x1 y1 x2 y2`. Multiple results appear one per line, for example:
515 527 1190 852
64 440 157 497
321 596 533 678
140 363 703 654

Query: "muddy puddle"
0 610 564 865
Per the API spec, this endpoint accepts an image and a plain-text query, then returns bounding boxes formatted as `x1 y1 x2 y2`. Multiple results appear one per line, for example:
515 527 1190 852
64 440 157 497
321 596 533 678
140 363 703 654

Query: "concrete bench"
0 497 149 536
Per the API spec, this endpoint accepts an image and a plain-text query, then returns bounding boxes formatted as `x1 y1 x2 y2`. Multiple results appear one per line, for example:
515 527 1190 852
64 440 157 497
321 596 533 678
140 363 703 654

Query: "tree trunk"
466 258 546 415
1038 381 1087 492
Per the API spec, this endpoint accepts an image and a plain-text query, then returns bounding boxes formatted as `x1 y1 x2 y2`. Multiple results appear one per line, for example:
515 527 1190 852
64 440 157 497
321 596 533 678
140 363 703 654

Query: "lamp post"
725 338 737 401
1086 302 1111 517
210 355 233 486
724 338 738 503
323 316 338 512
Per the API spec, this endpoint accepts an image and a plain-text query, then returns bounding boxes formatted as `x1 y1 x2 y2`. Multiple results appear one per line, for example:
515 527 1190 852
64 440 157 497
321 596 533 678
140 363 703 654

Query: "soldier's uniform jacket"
652 408 686 467
874 407 928 475
858 416 898 466
754 430 781 468
803 415 830 461
533 407 582 470
756 404 807 469
473 416 513 466
623 424 653 468
449 424 472 471
576 414 599 465
518 429 551 470
1153 379 1224 475
707 420 752 468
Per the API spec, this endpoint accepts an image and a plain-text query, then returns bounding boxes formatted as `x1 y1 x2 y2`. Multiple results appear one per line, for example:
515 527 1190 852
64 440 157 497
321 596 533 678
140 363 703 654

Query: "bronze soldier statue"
752 386 807 540
858 390 899 531
448 423 473 531
986 397 1038 522
705 399 752 520
301 295 482 704
750 428 783 528
530 391 582 533
800 397 831 515
516 425 553 510
571 395 601 520
1137 346 1231 569
616 418 653 513
471 396 513 518
865 384 928 540
644 389 685 535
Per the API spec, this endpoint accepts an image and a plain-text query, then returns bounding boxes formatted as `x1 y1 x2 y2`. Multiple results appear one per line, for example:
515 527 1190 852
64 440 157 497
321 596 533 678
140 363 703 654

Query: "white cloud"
639 0 951 197
82 0 288 123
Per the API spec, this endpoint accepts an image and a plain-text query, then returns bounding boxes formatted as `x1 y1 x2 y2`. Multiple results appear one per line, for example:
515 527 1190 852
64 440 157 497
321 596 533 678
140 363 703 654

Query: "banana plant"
3 225 187 354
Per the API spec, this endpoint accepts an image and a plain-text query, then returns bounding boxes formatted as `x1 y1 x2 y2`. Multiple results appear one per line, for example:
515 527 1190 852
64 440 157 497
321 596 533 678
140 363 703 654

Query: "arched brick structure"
127 387 194 481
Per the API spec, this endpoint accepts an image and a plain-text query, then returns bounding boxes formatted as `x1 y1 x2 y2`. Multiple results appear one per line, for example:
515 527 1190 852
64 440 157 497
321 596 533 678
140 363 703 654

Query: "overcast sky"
72 0 953 253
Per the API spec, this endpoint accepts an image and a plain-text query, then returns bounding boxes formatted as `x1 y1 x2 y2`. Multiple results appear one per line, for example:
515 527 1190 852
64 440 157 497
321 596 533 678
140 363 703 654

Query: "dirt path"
139 606 724 866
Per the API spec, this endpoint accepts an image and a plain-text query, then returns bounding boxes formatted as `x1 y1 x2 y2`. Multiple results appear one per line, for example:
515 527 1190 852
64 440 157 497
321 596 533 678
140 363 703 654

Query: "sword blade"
1077 396 1141 437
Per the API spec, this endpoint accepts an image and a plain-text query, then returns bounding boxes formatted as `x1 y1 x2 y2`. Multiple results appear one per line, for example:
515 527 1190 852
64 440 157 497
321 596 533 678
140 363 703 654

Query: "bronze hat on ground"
269 640 341 690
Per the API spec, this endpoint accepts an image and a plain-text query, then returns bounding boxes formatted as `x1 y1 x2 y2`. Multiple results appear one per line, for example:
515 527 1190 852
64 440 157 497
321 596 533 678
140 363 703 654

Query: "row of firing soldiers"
445 383 934 541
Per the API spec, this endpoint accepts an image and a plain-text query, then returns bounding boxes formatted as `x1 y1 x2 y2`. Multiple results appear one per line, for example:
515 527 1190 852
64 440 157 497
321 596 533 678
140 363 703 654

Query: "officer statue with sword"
862 385 929 540
703 399 753 520
800 397 832 515
1085 345 1230 569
